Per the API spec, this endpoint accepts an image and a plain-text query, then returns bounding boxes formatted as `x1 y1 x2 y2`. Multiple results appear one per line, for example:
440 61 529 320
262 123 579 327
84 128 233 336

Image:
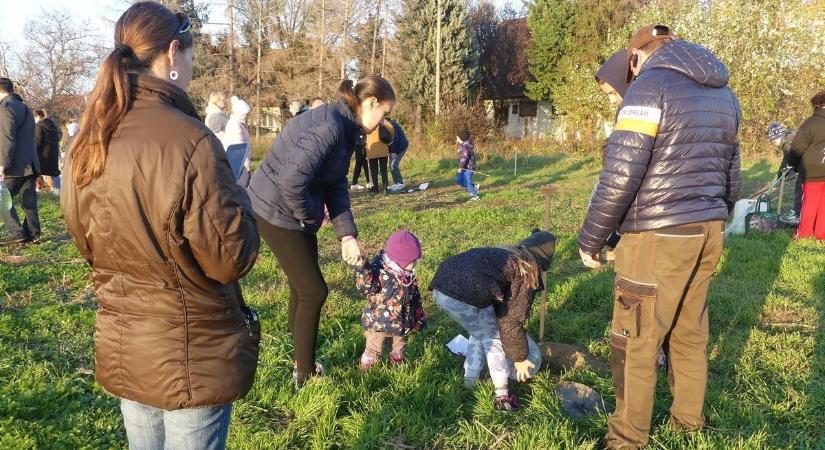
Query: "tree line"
1 0 821 151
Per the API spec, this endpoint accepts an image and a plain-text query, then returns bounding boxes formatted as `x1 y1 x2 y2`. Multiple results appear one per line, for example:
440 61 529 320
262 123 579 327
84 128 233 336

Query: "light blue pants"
435 290 541 390
120 398 233 450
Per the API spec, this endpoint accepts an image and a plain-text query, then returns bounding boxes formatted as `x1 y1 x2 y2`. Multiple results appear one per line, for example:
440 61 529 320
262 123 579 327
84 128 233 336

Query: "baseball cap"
626 24 676 82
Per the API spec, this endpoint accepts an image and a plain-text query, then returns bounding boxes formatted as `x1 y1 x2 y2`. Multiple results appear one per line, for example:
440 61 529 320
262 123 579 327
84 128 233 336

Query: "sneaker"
470 196 480 201
365 182 373 189
360 354 379 371
0 234 27 246
391 183 406 191
494 394 521 411
388 352 405 365
292 362 325 390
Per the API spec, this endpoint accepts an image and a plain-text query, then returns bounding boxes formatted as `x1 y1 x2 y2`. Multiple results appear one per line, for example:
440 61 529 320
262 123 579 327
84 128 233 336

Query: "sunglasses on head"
172 12 191 37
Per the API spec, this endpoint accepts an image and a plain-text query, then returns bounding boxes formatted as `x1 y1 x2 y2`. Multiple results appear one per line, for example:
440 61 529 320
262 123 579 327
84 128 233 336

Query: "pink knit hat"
385 230 422 268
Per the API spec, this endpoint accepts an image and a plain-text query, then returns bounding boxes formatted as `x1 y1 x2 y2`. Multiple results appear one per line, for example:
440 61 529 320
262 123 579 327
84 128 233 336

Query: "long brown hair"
512 247 541 290
70 2 194 188
337 76 396 113
812 90 825 111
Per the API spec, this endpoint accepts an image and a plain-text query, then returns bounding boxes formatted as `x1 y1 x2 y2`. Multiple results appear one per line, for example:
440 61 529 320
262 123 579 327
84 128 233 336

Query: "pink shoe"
359 354 378 371
494 394 522 411
389 352 405 365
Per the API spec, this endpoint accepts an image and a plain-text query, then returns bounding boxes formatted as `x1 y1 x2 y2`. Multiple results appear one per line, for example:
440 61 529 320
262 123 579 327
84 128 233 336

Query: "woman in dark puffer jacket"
247 76 396 388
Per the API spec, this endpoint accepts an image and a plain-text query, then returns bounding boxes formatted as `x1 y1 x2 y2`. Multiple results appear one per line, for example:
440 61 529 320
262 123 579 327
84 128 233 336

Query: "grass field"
1 152 823 449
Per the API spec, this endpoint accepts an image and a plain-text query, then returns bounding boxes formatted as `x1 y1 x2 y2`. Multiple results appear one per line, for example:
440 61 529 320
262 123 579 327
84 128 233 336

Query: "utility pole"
319 0 325 89
228 0 235 95
435 0 442 116
370 0 382 75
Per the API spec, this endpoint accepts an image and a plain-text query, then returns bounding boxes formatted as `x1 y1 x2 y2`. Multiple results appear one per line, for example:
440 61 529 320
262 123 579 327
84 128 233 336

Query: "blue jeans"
390 149 407 184
456 171 478 197
120 398 233 450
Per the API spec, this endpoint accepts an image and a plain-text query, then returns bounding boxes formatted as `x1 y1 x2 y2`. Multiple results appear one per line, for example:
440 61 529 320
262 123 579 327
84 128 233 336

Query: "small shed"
486 86 555 139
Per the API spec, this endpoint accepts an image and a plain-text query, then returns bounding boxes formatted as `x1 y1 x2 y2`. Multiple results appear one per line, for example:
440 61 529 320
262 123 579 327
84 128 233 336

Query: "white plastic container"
729 199 757 235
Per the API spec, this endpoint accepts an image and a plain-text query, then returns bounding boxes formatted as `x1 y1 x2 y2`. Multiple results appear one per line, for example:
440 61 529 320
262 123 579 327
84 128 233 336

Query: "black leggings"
257 217 328 376
368 157 389 192
352 150 370 186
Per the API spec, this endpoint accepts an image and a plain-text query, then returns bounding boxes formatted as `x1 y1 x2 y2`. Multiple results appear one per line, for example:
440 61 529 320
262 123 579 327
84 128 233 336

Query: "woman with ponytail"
247 76 395 389
60 3 260 448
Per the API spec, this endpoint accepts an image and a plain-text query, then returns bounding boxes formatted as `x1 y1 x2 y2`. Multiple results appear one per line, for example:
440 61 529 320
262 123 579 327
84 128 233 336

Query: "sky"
1 0 526 51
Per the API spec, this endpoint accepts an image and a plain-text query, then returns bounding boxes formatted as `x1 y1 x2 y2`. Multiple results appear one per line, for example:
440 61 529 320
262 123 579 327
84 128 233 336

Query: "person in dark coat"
431 230 555 411
578 26 741 449
595 50 631 108
787 90 825 239
247 76 396 389
34 109 61 193
0 78 41 245
388 119 409 190
350 137 370 190
456 129 479 200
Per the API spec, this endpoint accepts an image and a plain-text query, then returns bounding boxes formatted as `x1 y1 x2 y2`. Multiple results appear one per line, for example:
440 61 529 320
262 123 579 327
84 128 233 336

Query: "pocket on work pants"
609 331 628 400
611 275 657 339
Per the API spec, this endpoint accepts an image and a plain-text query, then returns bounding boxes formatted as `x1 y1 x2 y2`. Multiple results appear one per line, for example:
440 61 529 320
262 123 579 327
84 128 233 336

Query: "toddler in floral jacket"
354 230 426 370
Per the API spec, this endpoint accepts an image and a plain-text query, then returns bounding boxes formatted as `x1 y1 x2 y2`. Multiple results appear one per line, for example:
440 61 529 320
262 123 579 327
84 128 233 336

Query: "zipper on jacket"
243 316 252 336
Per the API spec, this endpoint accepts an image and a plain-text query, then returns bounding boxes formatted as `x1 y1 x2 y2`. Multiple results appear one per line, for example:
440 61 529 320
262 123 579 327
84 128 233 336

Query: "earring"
169 70 179 81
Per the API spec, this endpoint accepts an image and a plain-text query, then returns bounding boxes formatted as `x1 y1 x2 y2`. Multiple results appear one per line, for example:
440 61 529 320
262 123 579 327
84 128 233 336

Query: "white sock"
495 387 509 397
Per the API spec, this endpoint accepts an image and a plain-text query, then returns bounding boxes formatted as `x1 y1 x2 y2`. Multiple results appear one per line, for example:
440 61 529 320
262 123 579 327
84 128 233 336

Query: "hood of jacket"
642 40 730 88
596 50 631 98
519 230 556 272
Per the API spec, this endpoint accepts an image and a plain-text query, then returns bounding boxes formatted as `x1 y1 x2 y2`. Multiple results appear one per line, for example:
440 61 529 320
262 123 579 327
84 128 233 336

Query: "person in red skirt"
789 90 825 240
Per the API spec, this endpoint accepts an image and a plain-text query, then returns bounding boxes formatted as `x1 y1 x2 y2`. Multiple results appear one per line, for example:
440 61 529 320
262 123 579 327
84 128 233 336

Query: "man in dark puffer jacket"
578 25 741 450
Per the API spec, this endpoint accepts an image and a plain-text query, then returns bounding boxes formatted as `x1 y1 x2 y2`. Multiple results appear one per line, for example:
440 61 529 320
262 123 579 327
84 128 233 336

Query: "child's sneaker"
359 354 379 371
494 394 522 411
388 352 405 365
470 196 480 201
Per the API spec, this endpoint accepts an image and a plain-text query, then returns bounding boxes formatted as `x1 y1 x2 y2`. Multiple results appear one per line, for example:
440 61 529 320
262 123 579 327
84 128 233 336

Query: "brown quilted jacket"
61 74 261 410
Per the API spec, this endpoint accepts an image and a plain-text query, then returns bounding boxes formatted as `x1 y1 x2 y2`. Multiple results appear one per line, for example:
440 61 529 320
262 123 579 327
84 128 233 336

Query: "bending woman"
248 76 396 388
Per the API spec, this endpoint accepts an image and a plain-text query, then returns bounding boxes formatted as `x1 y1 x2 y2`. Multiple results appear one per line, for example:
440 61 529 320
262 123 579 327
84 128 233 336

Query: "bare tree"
0 41 11 78
15 9 97 119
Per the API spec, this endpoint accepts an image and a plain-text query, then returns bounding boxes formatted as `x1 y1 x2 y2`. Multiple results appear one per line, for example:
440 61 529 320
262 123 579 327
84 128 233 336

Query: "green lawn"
1 152 823 449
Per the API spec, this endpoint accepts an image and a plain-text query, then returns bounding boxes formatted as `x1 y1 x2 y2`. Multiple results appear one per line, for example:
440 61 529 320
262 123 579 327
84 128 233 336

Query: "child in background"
431 229 555 411
456 129 479 201
355 230 426 369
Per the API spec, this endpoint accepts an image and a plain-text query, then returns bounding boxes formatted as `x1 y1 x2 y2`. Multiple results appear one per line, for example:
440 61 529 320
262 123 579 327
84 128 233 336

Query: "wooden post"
538 184 555 341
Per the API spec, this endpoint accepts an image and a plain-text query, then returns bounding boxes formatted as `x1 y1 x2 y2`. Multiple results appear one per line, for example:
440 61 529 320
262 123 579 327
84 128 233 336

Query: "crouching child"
431 230 555 410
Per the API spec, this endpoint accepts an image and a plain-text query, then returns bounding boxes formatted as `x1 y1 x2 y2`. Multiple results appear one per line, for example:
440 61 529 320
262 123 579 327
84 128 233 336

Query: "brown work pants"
605 221 724 449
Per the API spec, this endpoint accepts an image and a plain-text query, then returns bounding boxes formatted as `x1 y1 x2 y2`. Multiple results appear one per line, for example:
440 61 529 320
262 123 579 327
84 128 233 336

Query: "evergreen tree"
524 0 576 102
397 0 479 116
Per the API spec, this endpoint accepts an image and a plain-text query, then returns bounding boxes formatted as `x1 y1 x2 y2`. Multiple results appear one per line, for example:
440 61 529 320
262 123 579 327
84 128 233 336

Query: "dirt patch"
539 341 610 375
